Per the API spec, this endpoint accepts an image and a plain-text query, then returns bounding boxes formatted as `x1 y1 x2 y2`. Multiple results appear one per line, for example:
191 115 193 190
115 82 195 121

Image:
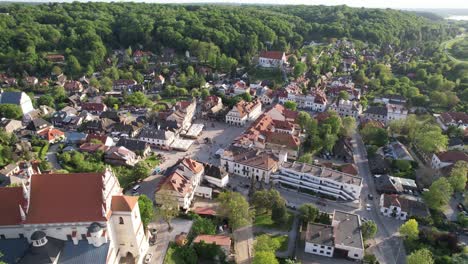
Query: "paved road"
46 143 62 170
150 218 193 264
351 132 406 264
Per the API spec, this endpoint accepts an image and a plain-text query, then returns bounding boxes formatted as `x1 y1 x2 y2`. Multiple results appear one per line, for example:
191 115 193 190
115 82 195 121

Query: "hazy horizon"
4 0 468 10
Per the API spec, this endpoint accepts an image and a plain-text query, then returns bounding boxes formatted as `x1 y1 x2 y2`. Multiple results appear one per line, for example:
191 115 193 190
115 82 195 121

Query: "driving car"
144 253 153 263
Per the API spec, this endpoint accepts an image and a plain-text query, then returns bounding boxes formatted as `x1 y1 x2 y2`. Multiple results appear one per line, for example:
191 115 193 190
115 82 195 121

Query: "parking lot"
135 120 247 201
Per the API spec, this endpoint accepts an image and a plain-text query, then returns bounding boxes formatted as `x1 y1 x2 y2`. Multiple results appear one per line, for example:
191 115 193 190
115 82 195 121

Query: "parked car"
366 204 372 211
144 253 153 263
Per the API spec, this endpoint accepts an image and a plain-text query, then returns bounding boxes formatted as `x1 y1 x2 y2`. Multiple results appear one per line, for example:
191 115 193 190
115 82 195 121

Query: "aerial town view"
0 1 467 264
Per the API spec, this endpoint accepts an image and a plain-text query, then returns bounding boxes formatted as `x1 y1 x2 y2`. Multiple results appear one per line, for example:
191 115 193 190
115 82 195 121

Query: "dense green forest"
0 3 459 76
450 37 468 60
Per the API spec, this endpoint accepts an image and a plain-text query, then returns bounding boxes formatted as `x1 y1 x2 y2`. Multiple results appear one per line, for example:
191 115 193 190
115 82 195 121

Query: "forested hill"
0 3 458 75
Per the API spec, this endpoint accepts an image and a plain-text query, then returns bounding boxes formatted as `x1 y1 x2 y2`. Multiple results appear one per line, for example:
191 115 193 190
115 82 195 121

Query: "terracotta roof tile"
193 235 231 247
24 173 108 224
111 196 139 212
0 187 25 225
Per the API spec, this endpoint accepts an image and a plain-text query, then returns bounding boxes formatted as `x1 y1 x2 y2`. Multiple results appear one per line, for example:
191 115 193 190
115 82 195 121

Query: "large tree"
448 161 468 193
138 194 154 229
218 191 252 229
253 251 279 264
155 192 179 231
423 177 454 210
407 248 434 264
0 104 23 119
361 220 378 240
399 219 419 241
298 203 319 223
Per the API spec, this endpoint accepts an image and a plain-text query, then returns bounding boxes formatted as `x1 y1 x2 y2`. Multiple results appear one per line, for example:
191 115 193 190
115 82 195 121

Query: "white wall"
304 242 334 257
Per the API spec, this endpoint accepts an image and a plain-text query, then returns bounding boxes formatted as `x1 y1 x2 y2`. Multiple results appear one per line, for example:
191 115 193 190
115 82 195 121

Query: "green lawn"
163 243 185 264
248 67 284 85
254 211 294 231
142 154 160 169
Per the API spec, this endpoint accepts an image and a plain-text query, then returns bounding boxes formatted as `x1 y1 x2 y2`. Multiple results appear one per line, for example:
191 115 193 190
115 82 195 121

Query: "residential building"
233 113 301 159
326 86 360 101
26 118 53 134
105 146 139 167
258 51 286 68
384 141 413 161
362 106 387 124
264 104 298 123
363 104 407 124
232 80 250 96
386 104 408 123
0 90 34 115
431 151 468 170
165 100 197 132
374 174 418 194
0 169 149 264
374 94 407 105
113 79 137 91
255 86 275 105
436 112 468 131
0 118 22 133
138 127 175 148
225 99 262 126
303 210 364 260
86 133 114 147
64 81 84 94
277 83 327 112
116 138 151 157
272 161 362 201
380 194 429 220
203 163 229 188
329 99 362 119
201 95 223 116
155 172 194 209
37 127 65 143
81 102 108 114
0 161 41 186
193 235 231 255
220 147 280 183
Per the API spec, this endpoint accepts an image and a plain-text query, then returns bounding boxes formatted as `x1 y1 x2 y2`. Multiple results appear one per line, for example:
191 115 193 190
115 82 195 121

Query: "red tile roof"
111 196 139 212
82 103 107 112
157 172 192 196
24 173 108 224
440 112 468 125
259 51 284 60
37 128 64 142
181 158 204 174
436 151 468 164
193 207 217 216
0 187 25 226
193 235 231 247
340 164 358 176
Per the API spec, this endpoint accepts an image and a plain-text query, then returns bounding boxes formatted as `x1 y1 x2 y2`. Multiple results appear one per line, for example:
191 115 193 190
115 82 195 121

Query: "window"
119 217 124 224
321 245 325 249
320 250 324 254
354 254 359 257
312 249 317 253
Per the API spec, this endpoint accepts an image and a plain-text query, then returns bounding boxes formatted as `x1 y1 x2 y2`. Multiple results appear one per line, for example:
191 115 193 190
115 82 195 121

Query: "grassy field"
442 35 468 63
248 67 284 85
254 211 294 231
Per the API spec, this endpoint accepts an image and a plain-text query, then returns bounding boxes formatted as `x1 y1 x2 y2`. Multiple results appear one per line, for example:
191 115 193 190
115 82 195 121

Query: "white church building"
0 168 149 264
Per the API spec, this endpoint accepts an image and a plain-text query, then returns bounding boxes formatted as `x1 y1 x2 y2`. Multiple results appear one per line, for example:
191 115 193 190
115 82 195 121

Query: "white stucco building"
272 161 362 201
258 51 286 68
225 99 262 126
303 210 364 260
379 194 429 221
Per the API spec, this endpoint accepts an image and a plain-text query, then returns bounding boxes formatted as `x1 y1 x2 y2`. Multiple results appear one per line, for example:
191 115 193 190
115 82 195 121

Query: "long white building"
272 161 362 201
225 99 262 126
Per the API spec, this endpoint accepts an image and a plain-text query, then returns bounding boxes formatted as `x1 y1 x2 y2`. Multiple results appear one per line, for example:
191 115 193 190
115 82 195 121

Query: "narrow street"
351 132 406 264
46 143 62 170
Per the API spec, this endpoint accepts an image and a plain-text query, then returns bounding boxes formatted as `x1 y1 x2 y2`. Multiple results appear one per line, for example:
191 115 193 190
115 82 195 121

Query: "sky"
10 0 468 9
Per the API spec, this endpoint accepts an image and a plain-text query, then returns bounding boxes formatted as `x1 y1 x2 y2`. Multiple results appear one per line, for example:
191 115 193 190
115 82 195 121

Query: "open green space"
254 211 294 231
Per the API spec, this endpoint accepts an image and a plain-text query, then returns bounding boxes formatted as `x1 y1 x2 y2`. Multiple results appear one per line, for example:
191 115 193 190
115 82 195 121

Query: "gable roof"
0 91 28 105
435 151 468 164
180 158 203 174
24 173 108 224
0 187 25 226
259 51 284 60
111 195 139 212
156 172 192 197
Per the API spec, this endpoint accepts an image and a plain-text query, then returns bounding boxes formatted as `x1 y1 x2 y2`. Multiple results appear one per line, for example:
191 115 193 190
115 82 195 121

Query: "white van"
132 185 141 193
